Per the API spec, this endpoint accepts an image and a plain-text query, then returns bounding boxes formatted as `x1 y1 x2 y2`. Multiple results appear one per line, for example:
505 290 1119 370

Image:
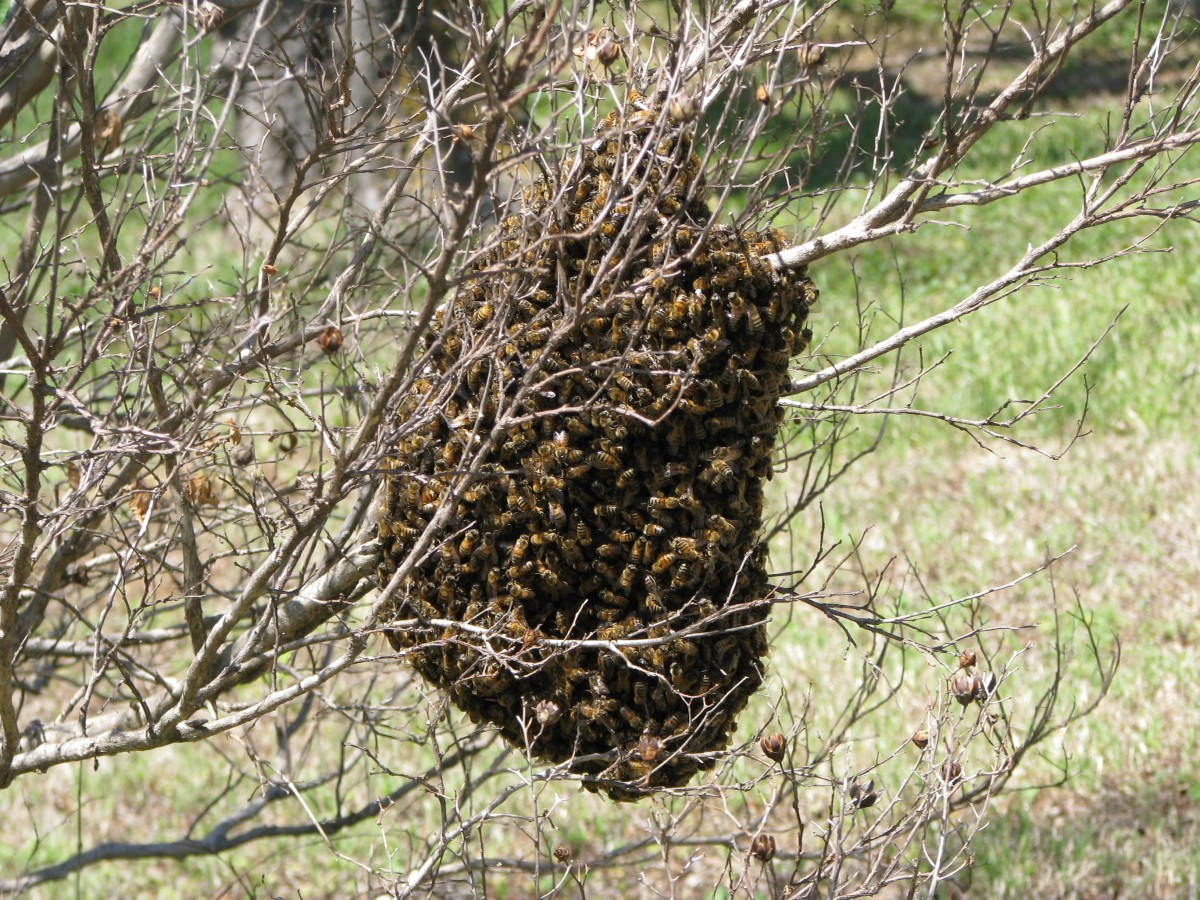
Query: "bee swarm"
379 96 817 800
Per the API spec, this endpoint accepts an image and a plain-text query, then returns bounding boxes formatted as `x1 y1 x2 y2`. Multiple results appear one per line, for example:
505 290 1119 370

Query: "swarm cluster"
378 95 817 799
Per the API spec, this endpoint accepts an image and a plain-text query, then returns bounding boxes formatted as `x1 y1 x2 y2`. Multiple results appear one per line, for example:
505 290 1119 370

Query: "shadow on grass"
959 773 1200 897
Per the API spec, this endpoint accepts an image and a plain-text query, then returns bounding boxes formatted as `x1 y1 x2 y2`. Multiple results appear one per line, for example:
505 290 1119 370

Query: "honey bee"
651 552 676 574
459 529 480 555
619 564 637 592
466 360 489 392
647 496 678 510
560 536 584 566
511 534 530 561
509 581 535 601
744 304 763 335
548 500 567 527
574 520 593 546
619 706 644 730
567 464 592 479
670 561 696 589
610 528 636 543
575 204 596 227
703 458 735 486
594 502 619 517
671 537 701 559
402 478 421 508
665 423 687 456
706 416 738 433
590 450 621 470
471 301 493 328
520 326 551 350
633 681 649 707
629 537 647 565
566 417 593 438
642 304 668 334
615 468 637 488
680 397 714 415
643 521 666 537
759 347 790 365
506 562 532 581
597 543 622 559
390 522 420 539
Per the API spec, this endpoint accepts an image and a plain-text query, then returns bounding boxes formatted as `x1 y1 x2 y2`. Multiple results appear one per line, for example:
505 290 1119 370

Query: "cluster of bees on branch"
378 93 818 800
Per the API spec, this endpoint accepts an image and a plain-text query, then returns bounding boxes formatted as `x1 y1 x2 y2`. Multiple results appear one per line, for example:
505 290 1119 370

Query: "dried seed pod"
958 648 977 669
848 778 878 809
760 732 786 762
553 844 572 864
950 671 976 706
635 734 665 763
597 39 621 68
973 671 996 703
667 92 697 125
755 83 770 104
183 474 217 506
318 326 344 354
536 699 563 725
750 834 776 862
911 729 930 749
796 41 826 70
940 759 963 785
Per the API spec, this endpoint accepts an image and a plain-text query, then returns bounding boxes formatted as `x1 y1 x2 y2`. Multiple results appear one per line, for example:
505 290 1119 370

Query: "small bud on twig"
197 1 225 32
